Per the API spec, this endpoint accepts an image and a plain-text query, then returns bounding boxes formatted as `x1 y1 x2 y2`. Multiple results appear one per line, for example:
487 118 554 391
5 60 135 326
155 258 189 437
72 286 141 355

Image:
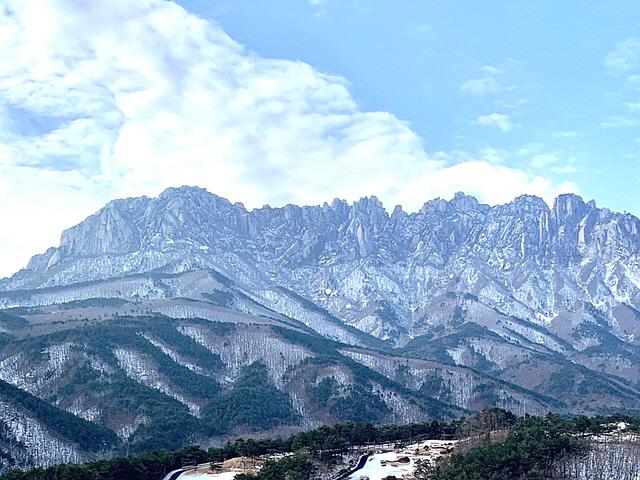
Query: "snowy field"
178 469 239 479
349 440 457 480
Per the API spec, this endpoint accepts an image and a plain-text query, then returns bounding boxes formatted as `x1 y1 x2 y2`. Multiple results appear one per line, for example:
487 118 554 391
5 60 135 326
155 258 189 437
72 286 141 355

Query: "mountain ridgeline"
1 186 640 469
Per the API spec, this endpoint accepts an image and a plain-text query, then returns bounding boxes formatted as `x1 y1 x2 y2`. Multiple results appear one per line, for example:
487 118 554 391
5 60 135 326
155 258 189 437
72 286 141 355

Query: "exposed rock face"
6 187 640 346
2 186 640 469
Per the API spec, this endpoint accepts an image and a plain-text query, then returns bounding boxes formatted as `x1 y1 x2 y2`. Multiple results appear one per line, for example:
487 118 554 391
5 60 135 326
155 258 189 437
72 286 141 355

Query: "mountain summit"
5 186 640 341
1 186 640 468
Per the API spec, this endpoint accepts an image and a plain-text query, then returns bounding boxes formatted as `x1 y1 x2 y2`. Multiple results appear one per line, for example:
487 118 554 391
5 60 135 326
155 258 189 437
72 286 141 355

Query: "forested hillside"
3 410 639 480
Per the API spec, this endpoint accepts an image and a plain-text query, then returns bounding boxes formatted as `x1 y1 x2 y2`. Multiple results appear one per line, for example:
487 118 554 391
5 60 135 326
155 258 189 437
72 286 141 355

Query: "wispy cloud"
530 153 559 169
516 143 544 157
605 38 640 73
460 64 518 97
601 115 639 128
627 101 640 111
496 98 529 109
530 152 577 175
478 147 506 164
461 66 505 95
475 113 516 132
462 76 503 96
550 164 577 174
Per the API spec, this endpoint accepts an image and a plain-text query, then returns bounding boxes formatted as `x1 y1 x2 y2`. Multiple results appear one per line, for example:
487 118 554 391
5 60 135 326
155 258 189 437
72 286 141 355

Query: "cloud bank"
0 0 577 276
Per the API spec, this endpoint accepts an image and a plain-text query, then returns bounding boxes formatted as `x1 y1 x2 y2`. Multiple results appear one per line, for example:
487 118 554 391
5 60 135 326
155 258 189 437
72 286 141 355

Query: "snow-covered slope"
2 187 640 468
0 379 116 471
4 187 640 390
5 187 640 348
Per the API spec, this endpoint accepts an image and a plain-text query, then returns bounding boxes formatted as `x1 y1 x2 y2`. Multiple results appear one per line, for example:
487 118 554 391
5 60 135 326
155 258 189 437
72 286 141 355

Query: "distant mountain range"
1 186 640 470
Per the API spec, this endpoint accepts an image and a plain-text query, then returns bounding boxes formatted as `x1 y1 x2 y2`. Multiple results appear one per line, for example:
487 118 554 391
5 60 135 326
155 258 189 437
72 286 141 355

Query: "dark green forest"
427 414 636 480
3 409 639 480
0 381 118 452
0 418 456 480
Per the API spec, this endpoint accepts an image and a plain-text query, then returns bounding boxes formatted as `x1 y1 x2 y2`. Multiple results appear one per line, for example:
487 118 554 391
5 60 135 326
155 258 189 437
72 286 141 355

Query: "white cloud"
550 164 577 174
529 153 577 174
601 115 639 128
0 0 576 276
460 64 518 96
605 38 640 73
461 76 503 96
0 161 105 278
516 143 544 156
478 147 506 164
496 97 528 109
475 113 516 132
627 101 640 111
530 153 559 169
399 161 577 208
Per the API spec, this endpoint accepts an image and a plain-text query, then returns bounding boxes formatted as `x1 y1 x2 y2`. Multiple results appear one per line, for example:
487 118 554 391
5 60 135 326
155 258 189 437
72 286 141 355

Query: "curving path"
162 468 187 480
334 454 370 480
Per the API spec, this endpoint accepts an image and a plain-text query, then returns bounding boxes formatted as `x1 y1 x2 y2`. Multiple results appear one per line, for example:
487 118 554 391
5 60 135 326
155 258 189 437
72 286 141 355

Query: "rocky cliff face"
2 186 640 468
6 187 640 345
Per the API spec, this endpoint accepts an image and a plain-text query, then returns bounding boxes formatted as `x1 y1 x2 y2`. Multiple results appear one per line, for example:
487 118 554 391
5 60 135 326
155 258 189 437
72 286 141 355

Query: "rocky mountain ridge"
12 187 640 273
2 186 640 469
5 186 640 344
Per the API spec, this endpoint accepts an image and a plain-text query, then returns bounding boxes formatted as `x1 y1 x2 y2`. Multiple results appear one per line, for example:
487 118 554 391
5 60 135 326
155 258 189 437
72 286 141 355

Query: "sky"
0 0 639 276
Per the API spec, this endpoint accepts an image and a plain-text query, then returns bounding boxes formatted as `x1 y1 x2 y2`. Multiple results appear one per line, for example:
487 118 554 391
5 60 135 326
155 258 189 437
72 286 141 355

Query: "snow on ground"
178 470 239 480
350 452 414 480
349 440 457 480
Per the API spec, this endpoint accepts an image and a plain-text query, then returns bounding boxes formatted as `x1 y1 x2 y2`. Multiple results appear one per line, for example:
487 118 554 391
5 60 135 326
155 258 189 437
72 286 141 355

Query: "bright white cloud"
0 0 576 277
475 113 515 132
397 160 576 209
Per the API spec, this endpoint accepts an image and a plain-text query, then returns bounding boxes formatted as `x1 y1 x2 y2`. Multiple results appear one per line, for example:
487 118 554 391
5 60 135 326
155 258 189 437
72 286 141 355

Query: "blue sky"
184 0 640 212
0 0 639 275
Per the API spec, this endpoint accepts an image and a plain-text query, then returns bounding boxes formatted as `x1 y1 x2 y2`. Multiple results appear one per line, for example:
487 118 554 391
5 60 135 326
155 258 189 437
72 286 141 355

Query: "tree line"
0 417 458 480
2 409 639 480
422 413 640 480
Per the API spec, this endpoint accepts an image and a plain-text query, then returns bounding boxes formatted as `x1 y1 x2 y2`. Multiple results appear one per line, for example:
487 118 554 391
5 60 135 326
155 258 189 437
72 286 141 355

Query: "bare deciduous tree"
552 434 640 480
